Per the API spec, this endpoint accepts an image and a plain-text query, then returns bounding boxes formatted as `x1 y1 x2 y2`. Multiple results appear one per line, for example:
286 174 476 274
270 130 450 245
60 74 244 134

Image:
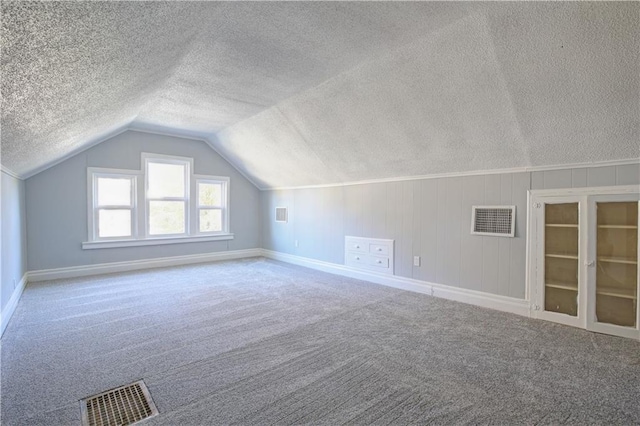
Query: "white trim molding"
264 159 640 191
1 165 23 180
261 249 530 317
82 233 234 249
528 184 639 198
29 248 261 282
10 119 638 187
21 125 132 180
13 123 263 189
1 273 28 337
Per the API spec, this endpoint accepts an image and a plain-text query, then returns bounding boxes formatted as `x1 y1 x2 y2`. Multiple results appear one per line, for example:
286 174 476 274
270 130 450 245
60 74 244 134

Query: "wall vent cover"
275 207 288 223
81 380 158 426
471 206 516 237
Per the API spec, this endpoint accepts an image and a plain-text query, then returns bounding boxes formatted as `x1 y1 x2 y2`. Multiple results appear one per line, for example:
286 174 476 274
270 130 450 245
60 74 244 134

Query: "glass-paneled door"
531 188 639 338
587 195 639 338
536 197 585 328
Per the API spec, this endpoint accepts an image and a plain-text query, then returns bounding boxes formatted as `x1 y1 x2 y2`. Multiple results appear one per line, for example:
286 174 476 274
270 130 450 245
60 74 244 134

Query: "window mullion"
148 197 187 202
97 205 133 210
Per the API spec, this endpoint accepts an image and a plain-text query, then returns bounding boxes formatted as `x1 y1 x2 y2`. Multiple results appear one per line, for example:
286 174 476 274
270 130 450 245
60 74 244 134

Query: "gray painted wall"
1 172 28 312
262 164 639 299
26 131 261 270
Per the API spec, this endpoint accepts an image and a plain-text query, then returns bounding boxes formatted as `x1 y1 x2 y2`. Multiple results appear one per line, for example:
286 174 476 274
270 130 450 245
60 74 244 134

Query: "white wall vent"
471 206 515 237
275 207 288 223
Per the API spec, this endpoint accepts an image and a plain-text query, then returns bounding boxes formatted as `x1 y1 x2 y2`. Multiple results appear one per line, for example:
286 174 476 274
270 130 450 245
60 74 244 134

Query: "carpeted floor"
2 257 640 425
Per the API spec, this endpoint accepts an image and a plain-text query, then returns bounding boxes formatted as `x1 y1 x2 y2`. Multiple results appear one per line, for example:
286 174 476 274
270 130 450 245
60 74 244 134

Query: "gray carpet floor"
2 257 640 425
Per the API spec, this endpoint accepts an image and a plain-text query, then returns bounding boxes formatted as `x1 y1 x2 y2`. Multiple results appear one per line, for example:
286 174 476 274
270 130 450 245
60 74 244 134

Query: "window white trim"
195 176 230 235
85 154 232 249
82 233 234 249
87 168 141 242
140 152 195 168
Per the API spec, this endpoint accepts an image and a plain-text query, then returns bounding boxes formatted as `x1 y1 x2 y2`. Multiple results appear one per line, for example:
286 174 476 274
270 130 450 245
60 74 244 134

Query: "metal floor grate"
81 380 158 426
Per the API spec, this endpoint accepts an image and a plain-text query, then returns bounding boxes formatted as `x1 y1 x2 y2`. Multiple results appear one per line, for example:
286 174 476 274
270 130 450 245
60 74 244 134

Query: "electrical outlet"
294 240 299 247
413 256 421 267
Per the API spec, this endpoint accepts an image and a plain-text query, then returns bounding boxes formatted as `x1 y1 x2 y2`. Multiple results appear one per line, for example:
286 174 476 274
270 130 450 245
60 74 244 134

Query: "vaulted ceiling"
2 2 638 188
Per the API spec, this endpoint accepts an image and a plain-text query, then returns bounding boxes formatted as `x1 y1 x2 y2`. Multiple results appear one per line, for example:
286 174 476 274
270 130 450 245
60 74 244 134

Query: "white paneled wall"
262 164 639 300
263 172 529 298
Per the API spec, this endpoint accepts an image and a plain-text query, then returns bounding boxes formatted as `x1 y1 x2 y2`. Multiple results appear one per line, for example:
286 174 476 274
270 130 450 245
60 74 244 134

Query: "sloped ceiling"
2 2 638 188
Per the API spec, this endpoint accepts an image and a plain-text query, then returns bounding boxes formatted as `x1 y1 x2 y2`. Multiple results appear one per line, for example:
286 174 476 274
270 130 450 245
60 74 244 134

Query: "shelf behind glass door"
595 202 638 327
544 203 579 316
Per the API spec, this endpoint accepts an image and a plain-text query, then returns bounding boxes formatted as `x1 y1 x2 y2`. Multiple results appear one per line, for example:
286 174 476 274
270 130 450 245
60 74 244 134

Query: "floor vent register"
81 380 158 426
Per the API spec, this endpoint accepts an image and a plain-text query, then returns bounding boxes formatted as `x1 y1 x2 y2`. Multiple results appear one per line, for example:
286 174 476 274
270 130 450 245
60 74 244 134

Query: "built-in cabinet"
529 186 640 339
345 236 394 275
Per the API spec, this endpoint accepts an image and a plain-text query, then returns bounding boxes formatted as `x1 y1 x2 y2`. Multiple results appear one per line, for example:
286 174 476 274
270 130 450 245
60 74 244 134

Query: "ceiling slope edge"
263 158 640 191
127 122 263 189
11 121 263 190
8 120 638 189
15 124 132 180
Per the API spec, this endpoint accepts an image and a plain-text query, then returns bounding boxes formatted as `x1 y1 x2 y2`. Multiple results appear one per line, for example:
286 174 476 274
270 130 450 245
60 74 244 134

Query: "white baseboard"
1 273 28 337
14 248 528 338
28 248 262 282
261 249 531 317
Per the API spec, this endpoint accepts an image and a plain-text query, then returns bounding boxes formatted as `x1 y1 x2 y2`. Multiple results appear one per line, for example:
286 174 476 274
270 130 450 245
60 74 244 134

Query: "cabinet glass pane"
595 202 638 327
544 203 579 316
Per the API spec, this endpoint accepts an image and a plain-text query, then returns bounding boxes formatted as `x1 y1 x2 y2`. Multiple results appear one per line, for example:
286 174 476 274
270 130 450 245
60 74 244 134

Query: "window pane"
148 162 185 198
97 178 131 206
199 182 222 207
98 209 131 238
200 209 222 232
149 201 185 235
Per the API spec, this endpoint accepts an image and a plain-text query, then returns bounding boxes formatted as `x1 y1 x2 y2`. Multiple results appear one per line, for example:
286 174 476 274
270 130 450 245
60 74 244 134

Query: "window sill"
82 233 234 250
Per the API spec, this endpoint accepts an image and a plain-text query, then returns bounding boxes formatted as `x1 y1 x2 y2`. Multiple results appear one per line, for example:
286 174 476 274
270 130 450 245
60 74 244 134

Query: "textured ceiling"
2 2 638 187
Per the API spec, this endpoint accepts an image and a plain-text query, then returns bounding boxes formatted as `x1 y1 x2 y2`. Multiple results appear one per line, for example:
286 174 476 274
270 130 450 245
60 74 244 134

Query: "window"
90 171 137 240
85 153 232 249
145 156 190 236
197 178 229 234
